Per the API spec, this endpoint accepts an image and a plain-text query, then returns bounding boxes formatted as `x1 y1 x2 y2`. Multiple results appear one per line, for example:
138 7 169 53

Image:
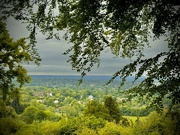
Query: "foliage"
0 109 179 135
0 106 17 118
16 85 180 134
20 104 60 123
75 126 97 135
21 105 38 124
104 96 121 123
132 110 180 135
0 0 179 109
61 105 79 117
120 106 152 116
84 100 110 120
0 117 25 135
82 116 106 130
20 84 156 117
0 19 39 109
98 122 132 135
84 96 122 124
57 117 80 134
11 98 24 114
35 110 50 122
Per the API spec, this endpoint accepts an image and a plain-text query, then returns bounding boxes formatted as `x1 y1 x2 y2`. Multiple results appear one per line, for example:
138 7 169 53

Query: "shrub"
132 110 180 135
98 122 132 135
0 117 25 135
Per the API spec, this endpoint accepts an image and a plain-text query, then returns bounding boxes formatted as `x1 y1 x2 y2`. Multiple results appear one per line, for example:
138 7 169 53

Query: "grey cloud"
24 64 77 75
144 37 169 58
7 17 30 39
7 18 169 76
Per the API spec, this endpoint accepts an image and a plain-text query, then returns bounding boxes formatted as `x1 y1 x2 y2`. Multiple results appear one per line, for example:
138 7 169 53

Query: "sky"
6 17 169 76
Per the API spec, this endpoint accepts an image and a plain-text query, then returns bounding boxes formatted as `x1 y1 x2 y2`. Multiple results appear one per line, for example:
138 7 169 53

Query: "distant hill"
27 75 145 90
30 75 146 81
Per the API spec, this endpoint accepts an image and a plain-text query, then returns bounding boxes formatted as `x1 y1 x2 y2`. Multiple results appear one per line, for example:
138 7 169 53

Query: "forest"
0 76 179 135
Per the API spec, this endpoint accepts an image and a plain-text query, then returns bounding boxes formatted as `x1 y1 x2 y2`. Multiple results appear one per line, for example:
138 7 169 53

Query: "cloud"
7 18 169 76
6 17 30 40
24 64 76 75
144 37 169 58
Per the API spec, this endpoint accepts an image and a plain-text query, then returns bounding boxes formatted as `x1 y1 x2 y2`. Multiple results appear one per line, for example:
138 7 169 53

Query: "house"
88 95 94 100
47 91 53 96
54 100 59 104
37 99 44 103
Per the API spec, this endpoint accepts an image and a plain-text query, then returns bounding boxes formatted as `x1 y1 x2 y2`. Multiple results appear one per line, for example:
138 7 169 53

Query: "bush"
36 110 49 121
0 117 25 135
83 116 106 130
98 122 132 135
37 120 61 135
132 110 180 135
75 127 97 135
0 106 17 118
20 106 38 124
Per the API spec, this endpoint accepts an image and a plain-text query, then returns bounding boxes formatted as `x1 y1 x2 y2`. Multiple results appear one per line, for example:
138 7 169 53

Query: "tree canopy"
0 19 38 106
0 0 179 109
104 96 121 124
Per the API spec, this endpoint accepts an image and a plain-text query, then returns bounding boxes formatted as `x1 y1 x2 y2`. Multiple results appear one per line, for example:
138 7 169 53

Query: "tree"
84 100 110 120
0 19 39 108
11 98 23 114
104 96 121 124
1 0 179 109
21 105 38 124
36 110 49 121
